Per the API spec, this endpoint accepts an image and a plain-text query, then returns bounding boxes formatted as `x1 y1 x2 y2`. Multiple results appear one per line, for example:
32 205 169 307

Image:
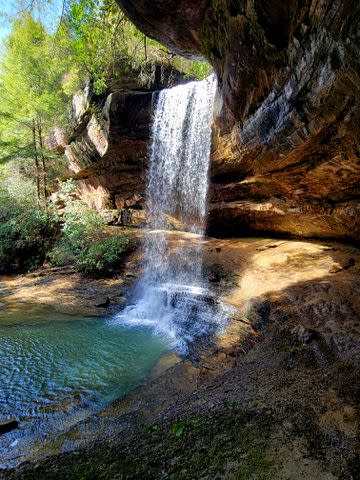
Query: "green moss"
201 1 229 60
4 409 273 480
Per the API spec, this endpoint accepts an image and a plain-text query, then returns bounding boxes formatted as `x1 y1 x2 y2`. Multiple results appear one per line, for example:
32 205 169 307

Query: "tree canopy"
0 1 211 206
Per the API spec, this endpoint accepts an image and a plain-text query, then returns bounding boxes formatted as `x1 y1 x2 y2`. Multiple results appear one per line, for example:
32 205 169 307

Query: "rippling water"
0 307 167 431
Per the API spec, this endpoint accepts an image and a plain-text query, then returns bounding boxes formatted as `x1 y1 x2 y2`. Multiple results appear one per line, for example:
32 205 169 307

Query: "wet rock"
124 272 137 279
208 271 221 283
110 295 126 307
121 208 147 227
293 325 319 345
329 264 343 274
342 258 356 270
94 296 110 308
329 258 356 273
0 419 19 435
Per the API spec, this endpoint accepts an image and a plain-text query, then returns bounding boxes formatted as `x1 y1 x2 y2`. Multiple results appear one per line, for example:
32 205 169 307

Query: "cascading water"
145 73 217 285
115 74 231 353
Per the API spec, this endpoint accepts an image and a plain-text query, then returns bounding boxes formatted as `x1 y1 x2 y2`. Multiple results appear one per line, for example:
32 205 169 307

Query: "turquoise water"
0 307 167 429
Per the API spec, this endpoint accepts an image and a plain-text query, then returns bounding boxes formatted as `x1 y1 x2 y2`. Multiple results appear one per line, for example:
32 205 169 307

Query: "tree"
64 0 149 93
0 2 212 208
0 12 73 204
63 0 212 94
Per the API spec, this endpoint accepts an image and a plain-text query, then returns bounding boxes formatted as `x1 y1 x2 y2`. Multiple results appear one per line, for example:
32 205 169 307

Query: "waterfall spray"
113 74 231 353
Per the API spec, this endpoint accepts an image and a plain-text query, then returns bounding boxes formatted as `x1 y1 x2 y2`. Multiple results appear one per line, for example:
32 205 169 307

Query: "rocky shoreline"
0 267 132 319
1 234 360 479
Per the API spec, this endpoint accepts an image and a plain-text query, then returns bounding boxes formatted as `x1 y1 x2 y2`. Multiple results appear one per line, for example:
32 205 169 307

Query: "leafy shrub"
0 175 132 276
49 180 132 276
0 165 57 273
0 204 56 273
48 181 103 266
76 235 131 276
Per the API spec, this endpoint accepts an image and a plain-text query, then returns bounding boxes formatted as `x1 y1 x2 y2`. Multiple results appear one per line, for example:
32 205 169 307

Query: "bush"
0 173 132 276
0 164 57 273
49 180 132 276
49 202 104 265
76 235 131 276
0 204 56 273
48 181 103 267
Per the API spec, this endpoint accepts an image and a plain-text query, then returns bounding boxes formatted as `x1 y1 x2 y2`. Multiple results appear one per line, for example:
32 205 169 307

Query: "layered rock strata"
115 0 360 241
64 65 188 226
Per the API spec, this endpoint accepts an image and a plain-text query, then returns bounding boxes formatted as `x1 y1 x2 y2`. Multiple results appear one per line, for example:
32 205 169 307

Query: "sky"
0 0 65 44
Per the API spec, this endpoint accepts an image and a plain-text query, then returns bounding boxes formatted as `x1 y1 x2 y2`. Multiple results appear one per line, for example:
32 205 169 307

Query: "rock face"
64 65 188 226
116 0 360 241
65 83 150 225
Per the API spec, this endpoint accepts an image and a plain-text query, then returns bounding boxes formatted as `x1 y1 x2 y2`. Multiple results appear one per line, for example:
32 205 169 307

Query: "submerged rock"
0 420 19 435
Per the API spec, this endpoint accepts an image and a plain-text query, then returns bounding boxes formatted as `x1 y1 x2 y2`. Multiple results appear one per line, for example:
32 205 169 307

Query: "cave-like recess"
115 0 360 241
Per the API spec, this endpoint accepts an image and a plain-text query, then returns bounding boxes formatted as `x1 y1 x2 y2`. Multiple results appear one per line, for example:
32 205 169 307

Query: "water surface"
0 306 167 437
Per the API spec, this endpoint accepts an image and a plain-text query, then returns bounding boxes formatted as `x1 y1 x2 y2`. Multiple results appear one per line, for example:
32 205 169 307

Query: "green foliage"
63 0 149 93
0 162 57 273
9 409 273 479
0 11 75 205
61 200 103 254
171 422 186 438
76 235 131 275
0 12 73 145
146 424 160 432
48 182 104 266
0 201 56 274
174 58 213 80
170 418 203 437
49 181 131 276
0 160 37 204
63 0 212 93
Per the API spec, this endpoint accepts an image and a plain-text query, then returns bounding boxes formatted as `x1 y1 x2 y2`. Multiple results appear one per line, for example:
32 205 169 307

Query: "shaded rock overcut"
115 0 360 241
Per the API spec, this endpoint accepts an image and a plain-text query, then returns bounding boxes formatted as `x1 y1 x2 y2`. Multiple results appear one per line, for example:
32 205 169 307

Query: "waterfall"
114 74 230 353
145 73 217 285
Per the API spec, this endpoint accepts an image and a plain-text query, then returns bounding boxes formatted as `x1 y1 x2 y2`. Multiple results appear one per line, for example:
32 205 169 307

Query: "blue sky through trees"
0 0 65 45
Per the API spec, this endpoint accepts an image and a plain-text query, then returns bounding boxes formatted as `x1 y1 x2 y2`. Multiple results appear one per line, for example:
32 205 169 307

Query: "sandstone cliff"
65 83 149 225
113 0 360 241
64 65 188 226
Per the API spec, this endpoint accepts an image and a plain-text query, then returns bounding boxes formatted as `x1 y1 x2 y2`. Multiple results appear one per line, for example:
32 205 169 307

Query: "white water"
114 74 232 353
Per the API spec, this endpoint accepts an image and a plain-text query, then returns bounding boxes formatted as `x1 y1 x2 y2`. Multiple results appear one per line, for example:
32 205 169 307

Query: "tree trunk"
32 119 41 205
37 118 47 202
